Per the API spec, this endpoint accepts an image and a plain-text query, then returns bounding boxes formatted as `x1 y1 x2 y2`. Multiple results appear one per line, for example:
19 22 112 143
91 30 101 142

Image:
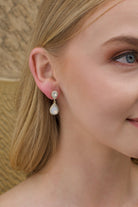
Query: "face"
54 0 138 158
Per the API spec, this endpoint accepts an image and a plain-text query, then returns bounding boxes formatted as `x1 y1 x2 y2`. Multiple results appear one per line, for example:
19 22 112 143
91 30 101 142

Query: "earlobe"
29 47 60 100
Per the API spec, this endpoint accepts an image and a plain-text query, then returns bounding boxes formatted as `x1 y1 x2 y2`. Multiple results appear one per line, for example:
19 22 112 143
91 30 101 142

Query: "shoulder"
0 179 33 207
0 176 50 207
0 184 25 207
0 188 18 207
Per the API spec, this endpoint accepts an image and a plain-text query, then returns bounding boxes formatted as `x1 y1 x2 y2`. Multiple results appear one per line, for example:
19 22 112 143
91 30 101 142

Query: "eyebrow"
102 36 138 47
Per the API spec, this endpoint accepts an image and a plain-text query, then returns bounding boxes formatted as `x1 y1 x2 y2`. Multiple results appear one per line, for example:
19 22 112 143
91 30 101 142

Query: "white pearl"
50 103 59 115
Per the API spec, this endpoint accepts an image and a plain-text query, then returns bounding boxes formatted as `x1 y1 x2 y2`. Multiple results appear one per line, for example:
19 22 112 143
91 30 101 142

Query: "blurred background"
0 0 42 195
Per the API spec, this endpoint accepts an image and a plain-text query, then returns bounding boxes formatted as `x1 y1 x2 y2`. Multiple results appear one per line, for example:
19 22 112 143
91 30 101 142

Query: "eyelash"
111 50 138 66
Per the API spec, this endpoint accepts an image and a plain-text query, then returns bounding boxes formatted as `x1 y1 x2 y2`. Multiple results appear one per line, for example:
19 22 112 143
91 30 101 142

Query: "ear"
29 47 60 100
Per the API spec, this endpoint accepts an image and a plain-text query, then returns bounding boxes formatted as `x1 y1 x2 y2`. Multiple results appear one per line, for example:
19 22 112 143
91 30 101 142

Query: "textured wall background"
0 0 42 79
0 0 42 194
0 0 138 197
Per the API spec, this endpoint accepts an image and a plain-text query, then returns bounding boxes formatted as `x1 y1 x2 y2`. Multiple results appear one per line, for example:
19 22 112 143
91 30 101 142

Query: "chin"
131 154 138 159
130 150 138 159
120 144 138 159
117 148 138 160
126 151 138 159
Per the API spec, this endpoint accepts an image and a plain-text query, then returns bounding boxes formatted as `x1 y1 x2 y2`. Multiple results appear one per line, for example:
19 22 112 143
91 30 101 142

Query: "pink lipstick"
127 118 138 128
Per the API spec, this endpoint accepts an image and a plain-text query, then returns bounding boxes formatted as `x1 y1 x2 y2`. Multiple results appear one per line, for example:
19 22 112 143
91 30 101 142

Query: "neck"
38 130 135 207
36 110 137 207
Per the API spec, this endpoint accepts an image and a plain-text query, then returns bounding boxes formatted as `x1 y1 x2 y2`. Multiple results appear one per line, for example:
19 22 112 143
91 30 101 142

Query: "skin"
0 0 138 206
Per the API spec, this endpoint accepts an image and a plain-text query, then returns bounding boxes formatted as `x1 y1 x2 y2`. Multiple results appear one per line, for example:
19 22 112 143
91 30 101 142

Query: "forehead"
76 0 138 45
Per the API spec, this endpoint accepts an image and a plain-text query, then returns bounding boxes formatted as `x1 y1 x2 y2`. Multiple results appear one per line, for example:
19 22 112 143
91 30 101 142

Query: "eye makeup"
111 50 138 64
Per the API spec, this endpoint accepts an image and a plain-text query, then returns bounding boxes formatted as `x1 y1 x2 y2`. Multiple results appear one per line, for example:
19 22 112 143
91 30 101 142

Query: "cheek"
61 60 133 139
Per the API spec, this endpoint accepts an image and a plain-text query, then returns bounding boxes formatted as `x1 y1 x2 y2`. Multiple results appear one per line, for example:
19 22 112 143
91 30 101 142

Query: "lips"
127 118 138 128
127 118 138 122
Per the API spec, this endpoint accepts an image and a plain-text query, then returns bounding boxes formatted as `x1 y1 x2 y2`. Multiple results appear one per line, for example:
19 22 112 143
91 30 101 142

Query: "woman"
0 0 138 206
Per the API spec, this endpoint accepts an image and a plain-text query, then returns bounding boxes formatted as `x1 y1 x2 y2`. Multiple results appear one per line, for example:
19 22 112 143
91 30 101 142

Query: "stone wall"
0 0 42 79
0 0 42 194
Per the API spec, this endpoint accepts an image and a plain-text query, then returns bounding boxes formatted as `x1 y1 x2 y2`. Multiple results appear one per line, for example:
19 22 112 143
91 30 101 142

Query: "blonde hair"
10 0 138 177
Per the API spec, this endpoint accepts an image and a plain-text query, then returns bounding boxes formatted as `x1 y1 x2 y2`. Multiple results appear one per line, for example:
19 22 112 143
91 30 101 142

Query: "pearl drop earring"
49 90 59 115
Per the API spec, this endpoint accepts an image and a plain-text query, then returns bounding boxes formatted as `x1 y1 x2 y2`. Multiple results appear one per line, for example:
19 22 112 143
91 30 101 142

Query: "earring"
49 90 59 115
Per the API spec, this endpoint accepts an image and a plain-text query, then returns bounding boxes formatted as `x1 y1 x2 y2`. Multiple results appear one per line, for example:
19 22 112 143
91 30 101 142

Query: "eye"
112 51 138 65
